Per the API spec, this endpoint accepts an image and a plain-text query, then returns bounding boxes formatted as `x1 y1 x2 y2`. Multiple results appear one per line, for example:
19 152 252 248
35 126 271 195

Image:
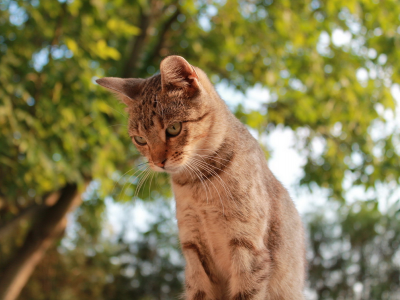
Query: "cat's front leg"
182 241 219 300
228 237 271 300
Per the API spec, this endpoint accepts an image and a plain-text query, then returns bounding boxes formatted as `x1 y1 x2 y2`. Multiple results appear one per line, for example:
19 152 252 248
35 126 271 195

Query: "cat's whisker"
184 161 202 185
134 167 152 200
190 157 243 213
190 158 236 209
140 168 153 193
190 162 215 206
189 153 251 201
185 162 211 205
191 154 250 200
190 156 231 185
132 169 149 201
117 165 148 202
137 161 149 167
152 171 161 198
189 159 225 215
111 167 136 195
183 152 232 166
182 163 196 182
182 164 199 191
191 153 232 173
184 157 211 199
182 149 232 163
190 159 237 213
104 103 129 119
130 170 147 201
192 162 225 215
187 163 211 205
193 154 231 165
148 171 155 199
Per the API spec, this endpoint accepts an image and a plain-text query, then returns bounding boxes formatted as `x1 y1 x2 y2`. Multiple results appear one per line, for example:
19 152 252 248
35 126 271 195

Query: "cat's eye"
133 136 147 145
166 122 182 137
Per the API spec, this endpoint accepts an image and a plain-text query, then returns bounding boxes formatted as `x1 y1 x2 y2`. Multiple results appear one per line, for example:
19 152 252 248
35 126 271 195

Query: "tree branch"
142 7 180 70
0 205 44 241
122 5 153 78
0 192 60 240
0 184 82 300
0 194 7 211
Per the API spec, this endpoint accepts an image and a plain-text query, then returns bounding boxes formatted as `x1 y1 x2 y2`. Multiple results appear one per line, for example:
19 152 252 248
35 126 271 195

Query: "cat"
96 55 306 300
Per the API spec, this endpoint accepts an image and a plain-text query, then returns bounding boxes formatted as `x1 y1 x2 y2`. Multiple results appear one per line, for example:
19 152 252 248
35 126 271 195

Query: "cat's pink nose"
154 159 167 168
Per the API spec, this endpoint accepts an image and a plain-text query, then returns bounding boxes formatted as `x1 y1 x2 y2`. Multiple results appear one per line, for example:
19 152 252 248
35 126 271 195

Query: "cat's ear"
96 77 144 105
160 56 199 95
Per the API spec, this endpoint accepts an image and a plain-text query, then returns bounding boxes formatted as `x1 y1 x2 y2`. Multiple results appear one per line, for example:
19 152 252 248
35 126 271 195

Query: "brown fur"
97 56 306 299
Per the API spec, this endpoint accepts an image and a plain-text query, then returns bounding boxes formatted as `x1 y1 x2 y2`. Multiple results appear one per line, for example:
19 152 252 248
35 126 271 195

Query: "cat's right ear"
95 77 144 105
160 56 200 96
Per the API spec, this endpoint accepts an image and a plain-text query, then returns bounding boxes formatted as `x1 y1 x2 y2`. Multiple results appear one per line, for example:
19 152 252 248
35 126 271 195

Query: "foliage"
0 0 399 299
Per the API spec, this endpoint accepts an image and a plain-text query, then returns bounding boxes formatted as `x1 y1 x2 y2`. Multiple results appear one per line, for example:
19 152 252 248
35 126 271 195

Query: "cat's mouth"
150 162 182 174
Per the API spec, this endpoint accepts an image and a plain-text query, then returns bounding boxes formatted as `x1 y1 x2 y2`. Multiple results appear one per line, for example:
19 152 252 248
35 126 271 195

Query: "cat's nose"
154 159 167 168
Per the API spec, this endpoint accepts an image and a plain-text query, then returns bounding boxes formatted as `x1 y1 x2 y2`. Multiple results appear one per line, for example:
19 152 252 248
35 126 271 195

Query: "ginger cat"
97 56 306 300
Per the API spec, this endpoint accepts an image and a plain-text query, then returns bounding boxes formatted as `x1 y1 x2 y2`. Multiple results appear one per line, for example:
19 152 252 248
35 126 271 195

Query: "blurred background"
0 0 400 299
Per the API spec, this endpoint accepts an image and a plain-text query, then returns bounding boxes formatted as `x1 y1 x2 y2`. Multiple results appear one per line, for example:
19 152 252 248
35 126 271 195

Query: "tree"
0 0 177 298
0 0 399 299
19 192 184 300
306 199 400 299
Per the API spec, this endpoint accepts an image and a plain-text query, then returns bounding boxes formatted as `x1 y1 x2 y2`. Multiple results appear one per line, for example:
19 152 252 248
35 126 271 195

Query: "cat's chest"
173 184 237 274
174 186 229 239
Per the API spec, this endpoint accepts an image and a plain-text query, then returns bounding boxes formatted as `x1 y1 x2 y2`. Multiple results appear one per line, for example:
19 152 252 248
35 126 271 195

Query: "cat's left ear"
160 56 199 96
96 77 144 105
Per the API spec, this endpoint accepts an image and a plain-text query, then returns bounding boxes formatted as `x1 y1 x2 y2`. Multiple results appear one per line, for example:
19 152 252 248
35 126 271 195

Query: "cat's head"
96 56 226 174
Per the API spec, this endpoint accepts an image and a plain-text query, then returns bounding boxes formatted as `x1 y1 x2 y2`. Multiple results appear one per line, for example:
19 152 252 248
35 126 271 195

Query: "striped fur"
97 56 306 299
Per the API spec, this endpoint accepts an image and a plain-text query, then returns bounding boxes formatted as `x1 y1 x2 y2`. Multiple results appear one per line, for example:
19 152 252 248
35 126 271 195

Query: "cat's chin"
164 166 183 174
151 165 182 174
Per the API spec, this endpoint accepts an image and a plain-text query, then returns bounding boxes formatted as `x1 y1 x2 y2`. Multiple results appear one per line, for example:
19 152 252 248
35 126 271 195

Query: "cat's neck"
171 102 259 187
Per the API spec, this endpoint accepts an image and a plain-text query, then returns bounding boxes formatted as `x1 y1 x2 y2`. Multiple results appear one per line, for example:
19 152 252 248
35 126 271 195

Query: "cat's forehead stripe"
183 111 210 123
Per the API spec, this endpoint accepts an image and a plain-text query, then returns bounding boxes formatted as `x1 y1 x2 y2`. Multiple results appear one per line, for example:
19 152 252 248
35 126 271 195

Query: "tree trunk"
0 184 81 300
0 192 60 240
0 205 45 241
142 8 180 70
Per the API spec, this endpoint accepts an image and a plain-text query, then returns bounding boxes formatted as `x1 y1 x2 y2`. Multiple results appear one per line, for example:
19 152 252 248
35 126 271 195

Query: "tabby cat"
96 56 306 299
